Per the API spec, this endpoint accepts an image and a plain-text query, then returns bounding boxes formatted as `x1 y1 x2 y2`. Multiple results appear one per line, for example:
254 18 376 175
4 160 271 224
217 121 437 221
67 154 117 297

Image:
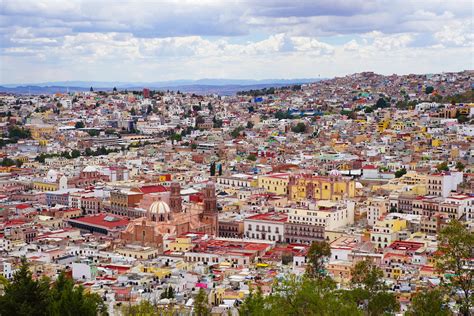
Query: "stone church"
120 182 218 251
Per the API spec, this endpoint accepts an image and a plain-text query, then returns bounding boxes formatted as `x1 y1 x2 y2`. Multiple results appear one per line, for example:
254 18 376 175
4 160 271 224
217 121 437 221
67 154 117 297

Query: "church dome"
329 169 341 177
149 200 171 215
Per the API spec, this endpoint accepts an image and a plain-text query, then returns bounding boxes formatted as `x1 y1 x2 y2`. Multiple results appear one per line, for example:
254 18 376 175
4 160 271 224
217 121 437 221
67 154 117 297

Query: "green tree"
247 154 257 162
305 241 331 279
348 260 400 316
170 133 182 142
75 121 85 129
194 288 210 316
146 105 153 115
218 163 223 176
71 149 81 159
436 162 449 172
375 98 388 109
48 272 105 316
240 276 361 316
425 86 434 94
395 168 407 178
87 129 100 137
455 161 465 171
435 220 474 316
406 288 451 316
8 125 31 139
291 122 307 133
231 126 245 138
0 257 50 316
122 300 156 316
130 107 136 115
210 162 216 176
239 287 269 316
246 121 254 129
212 116 223 128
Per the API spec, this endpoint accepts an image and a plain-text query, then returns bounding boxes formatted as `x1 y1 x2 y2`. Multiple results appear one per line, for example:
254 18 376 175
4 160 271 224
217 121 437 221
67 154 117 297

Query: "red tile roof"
69 213 129 229
247 212 288 223
137 185 168 194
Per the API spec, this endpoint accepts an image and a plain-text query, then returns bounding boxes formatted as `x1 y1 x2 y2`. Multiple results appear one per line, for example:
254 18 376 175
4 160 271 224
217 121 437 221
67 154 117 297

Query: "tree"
212 116 223 128
455 161 465 171
305 241 331 279
231 126 245 138
246 121 254 129
218 163 223 176
146 104 153 115
8 125 31 139
48 272 105 316
348 260 400 316
350 260 385 293
75 121 85 129
0 257 50 316
291 122 307 133
425 86 434 94
130 107 136 116
406 288 451 316
240 276 361 316
210 162 216 176
160 285 175 299
395 168 407 178
87 129 100 137
436 162 449 172
247 154 257 162
435 220 474 316
239 287 268 316
194 288 210 316
375 98 388 109
71 149 81 159
364 106 374 113
122 300 155 315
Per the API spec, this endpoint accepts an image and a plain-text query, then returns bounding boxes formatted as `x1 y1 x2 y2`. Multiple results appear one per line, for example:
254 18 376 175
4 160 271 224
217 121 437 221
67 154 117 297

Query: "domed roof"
329 169 341 177
83 165 98 173
149 200 171 214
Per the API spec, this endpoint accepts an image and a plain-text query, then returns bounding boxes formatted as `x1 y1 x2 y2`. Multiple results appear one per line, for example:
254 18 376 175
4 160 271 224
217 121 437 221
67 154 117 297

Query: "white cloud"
0 0 472 83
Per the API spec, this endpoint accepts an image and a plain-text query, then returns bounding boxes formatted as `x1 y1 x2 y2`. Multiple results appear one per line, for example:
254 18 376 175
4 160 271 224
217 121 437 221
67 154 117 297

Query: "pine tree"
210 162 216 176
193 288 210 316
0 257 50 316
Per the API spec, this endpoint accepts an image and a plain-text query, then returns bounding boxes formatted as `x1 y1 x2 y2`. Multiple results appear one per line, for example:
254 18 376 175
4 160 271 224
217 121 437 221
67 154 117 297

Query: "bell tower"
169 182 182 212
202 182 218 235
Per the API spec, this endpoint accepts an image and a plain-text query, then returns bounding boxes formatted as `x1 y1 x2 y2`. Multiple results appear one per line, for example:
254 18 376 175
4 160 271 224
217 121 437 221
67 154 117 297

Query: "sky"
0 0 473 84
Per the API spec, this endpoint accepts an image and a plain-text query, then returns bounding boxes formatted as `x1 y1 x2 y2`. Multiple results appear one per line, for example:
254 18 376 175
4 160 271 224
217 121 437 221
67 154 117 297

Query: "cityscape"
0 1 473 316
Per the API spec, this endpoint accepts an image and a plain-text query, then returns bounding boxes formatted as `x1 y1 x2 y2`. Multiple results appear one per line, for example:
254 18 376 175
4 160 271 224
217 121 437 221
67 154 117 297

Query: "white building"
426 172 463 197
244 212 287 242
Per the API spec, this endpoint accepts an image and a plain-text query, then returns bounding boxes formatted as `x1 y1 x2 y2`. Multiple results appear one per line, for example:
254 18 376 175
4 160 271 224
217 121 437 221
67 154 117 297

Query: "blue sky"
0 0 473 83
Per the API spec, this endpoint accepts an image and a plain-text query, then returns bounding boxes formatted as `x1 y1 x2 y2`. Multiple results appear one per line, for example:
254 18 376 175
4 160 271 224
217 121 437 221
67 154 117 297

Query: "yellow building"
431 139 442 147
33 181 59 192
27 124 56 140
167 236 194 252
377 119 390 132
257 173 289 195
139 265 172 279
370 218 407 249
288 173 356 201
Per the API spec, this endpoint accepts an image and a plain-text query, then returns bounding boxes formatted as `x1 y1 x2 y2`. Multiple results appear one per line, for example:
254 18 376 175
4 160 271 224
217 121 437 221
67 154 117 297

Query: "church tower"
169 182 182 212
202 182 218 235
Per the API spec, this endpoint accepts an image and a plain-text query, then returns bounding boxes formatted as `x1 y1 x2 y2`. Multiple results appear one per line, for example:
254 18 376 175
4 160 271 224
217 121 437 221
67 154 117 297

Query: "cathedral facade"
120 182 218 251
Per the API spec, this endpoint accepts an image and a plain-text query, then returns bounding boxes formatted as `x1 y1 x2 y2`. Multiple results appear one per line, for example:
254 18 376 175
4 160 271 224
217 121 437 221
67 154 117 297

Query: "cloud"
0 0 472 83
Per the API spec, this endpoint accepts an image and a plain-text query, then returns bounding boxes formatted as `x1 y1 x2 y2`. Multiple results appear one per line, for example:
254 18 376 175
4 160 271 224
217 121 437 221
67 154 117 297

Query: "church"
120 182 218 251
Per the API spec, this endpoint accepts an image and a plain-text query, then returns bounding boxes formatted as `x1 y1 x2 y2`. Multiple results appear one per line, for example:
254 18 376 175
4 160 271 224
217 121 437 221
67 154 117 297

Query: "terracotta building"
120 182 218 251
